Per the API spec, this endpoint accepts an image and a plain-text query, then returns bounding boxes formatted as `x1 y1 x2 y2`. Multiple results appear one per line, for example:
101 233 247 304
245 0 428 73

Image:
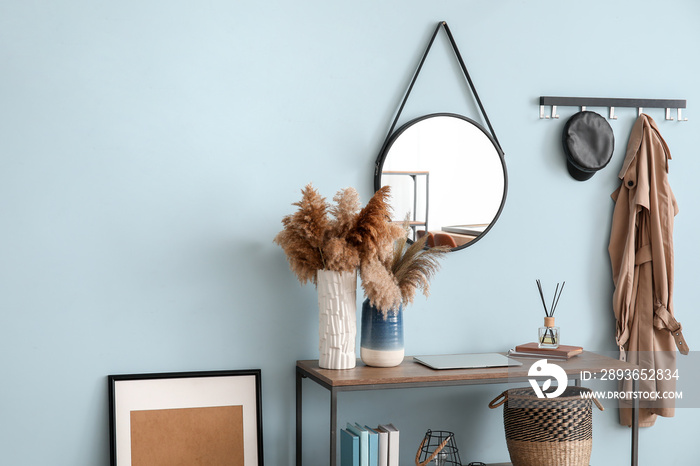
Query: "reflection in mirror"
374 113 507 251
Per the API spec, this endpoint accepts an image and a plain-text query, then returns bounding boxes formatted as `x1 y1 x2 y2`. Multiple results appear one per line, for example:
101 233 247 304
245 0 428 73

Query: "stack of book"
508 342 583 360
340 423 399 466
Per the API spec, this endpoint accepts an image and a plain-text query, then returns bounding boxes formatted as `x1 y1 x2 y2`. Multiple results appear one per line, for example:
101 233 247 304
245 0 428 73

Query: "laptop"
413 353 522 370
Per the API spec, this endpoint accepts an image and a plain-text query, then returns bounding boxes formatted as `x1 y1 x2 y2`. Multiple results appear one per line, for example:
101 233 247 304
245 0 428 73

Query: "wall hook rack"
539 96 688 121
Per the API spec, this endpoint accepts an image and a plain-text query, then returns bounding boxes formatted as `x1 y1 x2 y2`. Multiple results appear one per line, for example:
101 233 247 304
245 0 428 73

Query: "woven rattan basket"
488 386 603 466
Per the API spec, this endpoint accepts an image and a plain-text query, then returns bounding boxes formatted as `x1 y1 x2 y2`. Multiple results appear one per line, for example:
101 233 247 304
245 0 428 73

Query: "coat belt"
635 244 689 354
655 303 689 355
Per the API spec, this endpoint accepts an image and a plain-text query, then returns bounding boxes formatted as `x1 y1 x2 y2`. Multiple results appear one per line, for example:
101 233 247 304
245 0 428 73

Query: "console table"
296 352 639 466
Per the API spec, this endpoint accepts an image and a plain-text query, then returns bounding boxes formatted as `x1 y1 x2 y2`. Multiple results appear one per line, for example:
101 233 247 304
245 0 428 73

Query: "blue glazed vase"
360 298 404 367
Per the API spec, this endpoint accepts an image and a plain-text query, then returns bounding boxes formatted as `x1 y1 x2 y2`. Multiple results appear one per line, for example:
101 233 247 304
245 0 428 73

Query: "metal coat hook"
609 107 618 120
677 108 688 121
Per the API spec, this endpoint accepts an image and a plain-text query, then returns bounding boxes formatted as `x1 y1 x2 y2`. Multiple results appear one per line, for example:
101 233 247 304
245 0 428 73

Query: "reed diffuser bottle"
535 280 565 349
539 316 560 348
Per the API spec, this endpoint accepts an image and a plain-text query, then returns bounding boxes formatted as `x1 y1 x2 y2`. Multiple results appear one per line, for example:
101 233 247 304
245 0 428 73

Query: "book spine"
376 428 388 466
364 426 379 466
355 423 369 466
340 428 359 466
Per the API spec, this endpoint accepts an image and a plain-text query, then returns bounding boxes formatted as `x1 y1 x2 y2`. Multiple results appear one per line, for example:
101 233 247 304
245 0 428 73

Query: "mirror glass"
375 113 507 251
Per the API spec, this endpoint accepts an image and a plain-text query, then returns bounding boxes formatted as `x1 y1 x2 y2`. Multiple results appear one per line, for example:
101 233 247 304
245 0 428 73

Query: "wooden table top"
297 351 636 389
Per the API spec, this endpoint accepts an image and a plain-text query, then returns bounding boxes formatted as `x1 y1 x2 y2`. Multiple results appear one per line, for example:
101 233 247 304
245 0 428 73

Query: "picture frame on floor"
108 369 263 466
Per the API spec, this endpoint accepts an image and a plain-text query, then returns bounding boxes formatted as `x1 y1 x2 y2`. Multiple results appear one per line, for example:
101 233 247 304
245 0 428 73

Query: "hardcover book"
514 342 583 359
375 426 388 466
341 428 359 466
364 426 379 466
347 423 369 466
377 423 399 466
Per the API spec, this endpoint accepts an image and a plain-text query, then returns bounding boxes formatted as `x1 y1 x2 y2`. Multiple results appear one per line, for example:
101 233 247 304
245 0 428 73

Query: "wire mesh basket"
415 429 462 466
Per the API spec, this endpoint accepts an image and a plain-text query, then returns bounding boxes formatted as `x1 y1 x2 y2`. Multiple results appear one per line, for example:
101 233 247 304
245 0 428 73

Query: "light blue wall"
1 1 698 464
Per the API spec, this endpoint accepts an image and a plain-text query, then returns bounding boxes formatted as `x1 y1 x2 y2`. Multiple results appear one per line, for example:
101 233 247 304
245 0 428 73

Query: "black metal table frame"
295 366 639 466
381 171 429 242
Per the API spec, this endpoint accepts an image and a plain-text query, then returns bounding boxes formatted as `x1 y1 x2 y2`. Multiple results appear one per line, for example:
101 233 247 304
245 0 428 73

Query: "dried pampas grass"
329 187 361 235
392 234 446 305
275 184 446 312
359 257 402 312
274 184 395 285
274 184 328 284
361 220 448 315
346 186 395 261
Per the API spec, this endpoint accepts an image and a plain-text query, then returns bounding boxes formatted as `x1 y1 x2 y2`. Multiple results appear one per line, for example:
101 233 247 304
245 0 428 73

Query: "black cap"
562 111 614 181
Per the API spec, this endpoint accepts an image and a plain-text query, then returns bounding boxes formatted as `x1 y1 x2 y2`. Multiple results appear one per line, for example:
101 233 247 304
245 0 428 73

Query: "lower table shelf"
296 352 639 466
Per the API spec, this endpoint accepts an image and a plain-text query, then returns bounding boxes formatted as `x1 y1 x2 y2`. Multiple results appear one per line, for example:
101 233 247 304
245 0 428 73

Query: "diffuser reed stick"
536 280 565 345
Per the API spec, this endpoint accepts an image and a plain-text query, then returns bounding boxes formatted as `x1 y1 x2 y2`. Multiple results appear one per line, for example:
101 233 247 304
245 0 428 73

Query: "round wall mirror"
374 113 507 251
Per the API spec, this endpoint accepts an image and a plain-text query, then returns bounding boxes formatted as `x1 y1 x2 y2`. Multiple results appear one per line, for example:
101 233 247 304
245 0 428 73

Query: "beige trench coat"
608 114 688 427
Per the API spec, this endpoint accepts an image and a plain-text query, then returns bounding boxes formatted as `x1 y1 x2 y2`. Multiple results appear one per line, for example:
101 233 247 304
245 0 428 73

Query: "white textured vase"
317 269 357 369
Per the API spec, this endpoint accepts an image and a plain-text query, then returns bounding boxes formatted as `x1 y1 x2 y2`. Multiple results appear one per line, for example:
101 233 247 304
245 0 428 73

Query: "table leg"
631 377 639 466
424 173 429 233
330 388 338 466
296 369 303 466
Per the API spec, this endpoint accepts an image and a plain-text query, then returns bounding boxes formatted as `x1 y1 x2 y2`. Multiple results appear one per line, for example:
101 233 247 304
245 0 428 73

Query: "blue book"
346 423 369 466
364 426 379 466
340 428 359 466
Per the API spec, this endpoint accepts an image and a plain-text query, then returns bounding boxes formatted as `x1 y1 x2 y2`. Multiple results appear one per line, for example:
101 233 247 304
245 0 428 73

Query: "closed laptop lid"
413 353 522 370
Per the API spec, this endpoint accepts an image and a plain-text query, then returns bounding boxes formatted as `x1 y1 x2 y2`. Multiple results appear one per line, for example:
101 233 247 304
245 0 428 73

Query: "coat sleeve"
608 181 637 351
608 122 647 352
